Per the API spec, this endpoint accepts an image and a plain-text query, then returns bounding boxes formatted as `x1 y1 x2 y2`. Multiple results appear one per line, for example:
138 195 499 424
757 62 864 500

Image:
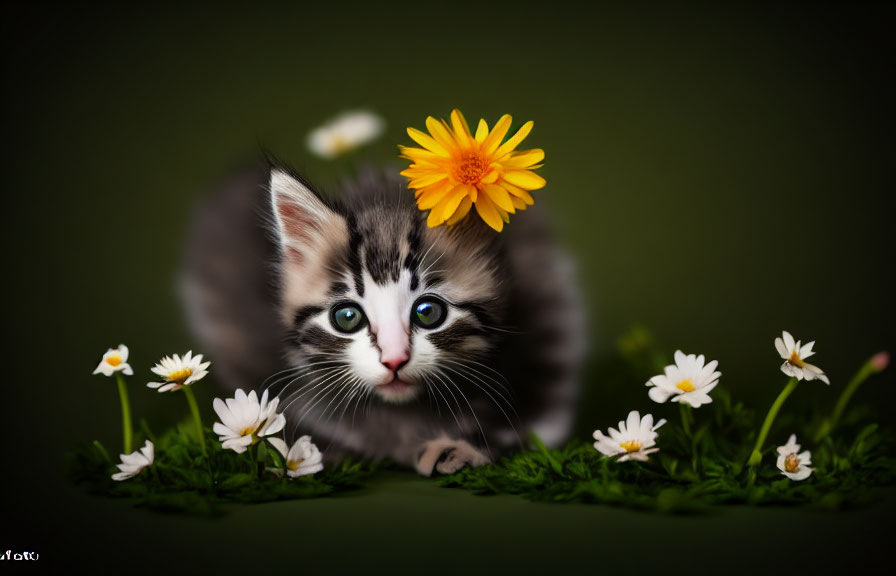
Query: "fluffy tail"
179 165 287 391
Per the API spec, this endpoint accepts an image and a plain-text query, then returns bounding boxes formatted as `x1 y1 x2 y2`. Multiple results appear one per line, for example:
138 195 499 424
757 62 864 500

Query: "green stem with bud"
115 373 133 453
813 355 886 443
747 377 798 468
182 386 207 456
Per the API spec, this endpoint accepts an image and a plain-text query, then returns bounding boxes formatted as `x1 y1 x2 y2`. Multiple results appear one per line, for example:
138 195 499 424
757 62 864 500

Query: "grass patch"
67 425 382 516
441 390 896 512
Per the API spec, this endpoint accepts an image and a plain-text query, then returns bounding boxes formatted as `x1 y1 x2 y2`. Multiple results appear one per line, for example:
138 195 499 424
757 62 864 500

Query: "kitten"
181 161 585 475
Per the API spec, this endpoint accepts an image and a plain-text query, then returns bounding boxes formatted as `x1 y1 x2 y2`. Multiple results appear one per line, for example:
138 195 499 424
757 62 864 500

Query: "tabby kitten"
182 162 584 475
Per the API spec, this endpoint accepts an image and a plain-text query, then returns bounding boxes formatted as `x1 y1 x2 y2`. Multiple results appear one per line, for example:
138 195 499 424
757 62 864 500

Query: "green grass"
67 425 383 516
68 327 893 516
441 393 895 513
67 392 894 516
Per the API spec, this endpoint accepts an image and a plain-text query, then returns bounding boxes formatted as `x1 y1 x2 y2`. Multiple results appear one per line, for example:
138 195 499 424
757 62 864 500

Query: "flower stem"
679 403 699 474
679 403 692 439
92 440 112 465
813 355 883 443
115 373 133 453
251 443 264 479
747 377 798 467
182 386 207 456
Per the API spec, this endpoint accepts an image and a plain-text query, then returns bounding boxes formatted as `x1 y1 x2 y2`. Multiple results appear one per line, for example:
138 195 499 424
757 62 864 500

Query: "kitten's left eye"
412 296 447 329
331 303 366 333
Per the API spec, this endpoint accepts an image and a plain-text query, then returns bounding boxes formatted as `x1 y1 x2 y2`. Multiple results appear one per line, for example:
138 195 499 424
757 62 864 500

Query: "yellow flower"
399 109 545 232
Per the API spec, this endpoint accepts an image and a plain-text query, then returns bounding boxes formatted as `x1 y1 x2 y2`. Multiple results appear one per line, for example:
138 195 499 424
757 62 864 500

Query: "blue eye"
412 297 447 329
331 303 365 333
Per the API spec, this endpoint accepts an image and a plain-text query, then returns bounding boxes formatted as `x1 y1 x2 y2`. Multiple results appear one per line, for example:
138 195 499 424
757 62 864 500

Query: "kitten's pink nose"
377 316 410 373
381 351 409 373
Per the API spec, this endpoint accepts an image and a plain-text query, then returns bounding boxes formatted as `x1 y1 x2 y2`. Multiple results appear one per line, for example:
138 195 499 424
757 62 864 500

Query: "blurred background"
3 1 893 572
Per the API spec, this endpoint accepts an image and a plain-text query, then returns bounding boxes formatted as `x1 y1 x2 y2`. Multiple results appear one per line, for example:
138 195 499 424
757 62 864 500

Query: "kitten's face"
269 169 504 406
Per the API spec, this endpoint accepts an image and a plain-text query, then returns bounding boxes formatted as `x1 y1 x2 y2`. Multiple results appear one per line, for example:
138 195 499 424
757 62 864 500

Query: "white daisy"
646 350 721 408
212 389 286 454
776 434 813 481
593 410 667 462
93 344 134 377
307 110 385 159
147 351 210 392
775 331 829 384
112 440 154 481
268 435 324 478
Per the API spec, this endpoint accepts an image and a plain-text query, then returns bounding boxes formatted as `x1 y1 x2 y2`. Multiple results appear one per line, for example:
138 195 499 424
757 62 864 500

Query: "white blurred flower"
212 389 286 454
775 331 829 384
646 350 721 408
307 110 385 158
112 440 154 481
776 434 813 481
268 435 324 478
147 351 210 392
93 344 134 377
593 410 666 462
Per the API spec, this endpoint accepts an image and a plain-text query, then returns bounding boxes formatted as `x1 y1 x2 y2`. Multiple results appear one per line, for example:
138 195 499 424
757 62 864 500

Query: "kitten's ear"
268 167 347 267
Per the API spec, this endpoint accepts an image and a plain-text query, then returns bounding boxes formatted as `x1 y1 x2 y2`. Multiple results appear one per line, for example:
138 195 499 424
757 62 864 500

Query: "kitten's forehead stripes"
329 281 350 297
346 213 365 297
406 226 423 291
339 205 428 290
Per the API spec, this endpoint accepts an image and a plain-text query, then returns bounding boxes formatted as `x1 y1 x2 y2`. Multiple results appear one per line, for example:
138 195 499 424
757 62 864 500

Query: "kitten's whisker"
316 376 359 427
333 376 363 428
351 383 370 428
261 365 304 389
265 360 343 394
440 364 522 448
276 363 346 398
419 245 449 278
449 358 514 396
416 240 441 274
279 367 347 415
421 374 442 418
478 323 528 335
435 367 491 456
294 371 354 431
428 370 465 437
442 359 519 408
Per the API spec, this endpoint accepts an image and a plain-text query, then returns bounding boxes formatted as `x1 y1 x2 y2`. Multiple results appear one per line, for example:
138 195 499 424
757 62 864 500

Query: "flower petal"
495 121 534 159
480 114 513 155
483 184 515 213
407 127 450 156
474 193 504 232
445 196 473 226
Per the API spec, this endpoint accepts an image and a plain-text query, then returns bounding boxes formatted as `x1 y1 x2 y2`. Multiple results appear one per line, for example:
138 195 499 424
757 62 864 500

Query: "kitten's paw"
415 436 490 476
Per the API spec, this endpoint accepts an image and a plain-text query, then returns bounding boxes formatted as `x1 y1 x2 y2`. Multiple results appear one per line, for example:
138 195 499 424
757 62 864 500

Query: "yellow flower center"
287 458 304 472
330 135 350 155
788 351 805 368
168 368 193 383
105 355 122 367
676 379 696 392
619 440 642 453
453 152 489 185
784 453 800 473
239 426 260 444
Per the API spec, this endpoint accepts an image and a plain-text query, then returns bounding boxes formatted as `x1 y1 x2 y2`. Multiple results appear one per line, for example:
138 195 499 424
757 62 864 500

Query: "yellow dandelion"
399 109 545 232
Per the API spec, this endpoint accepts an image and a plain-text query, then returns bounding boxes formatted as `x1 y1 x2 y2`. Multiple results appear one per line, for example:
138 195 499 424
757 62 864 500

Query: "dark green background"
4 1 894 573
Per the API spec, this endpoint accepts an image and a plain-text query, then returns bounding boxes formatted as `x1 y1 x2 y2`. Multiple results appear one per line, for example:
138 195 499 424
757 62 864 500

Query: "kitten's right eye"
331 303 366 333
